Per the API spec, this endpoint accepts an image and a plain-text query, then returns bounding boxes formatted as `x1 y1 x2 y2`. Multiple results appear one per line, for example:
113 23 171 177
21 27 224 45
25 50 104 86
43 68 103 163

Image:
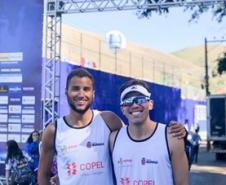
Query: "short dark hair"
119 79 150 95
66 68 94 90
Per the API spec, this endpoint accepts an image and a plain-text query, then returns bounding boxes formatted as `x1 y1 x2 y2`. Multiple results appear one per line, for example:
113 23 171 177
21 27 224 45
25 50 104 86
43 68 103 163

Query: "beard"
67 96 93 114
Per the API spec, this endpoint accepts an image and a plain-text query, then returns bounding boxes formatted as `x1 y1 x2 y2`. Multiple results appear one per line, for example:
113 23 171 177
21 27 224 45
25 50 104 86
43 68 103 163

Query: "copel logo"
66 161 104 176
133 180 155 185
120 177 155 185
80 161 104 171
120 177 130 185
66 162 77 175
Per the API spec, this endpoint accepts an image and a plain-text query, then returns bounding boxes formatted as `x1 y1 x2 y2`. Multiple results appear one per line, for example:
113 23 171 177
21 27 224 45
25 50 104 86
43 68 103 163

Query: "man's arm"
101 111 124 131
109 130 119 153
38 123 55 185
168 127 189 185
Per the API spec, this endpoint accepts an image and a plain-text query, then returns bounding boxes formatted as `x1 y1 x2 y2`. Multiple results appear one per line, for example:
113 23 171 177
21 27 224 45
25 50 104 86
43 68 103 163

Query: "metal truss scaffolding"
43 4 62 125
44 0 226 125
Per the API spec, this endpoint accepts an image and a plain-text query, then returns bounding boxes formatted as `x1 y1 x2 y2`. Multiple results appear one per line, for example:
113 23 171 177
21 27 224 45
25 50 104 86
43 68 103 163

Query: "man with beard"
38 68 186 185
110 79 189 185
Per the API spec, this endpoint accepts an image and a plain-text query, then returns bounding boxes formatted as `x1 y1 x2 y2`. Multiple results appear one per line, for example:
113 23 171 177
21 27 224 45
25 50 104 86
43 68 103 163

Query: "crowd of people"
5 68 190 185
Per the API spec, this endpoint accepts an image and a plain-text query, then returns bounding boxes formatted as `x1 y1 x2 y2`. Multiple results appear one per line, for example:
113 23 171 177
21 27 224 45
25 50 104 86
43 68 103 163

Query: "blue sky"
62 7 226 53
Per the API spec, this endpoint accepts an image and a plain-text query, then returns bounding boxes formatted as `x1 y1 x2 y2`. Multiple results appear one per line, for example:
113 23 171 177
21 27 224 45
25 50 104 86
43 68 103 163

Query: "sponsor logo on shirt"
86 141 104 148
120 177 155 185
120 177 130 185
133 180 155 185
117 158 133 167
66 162 77 175
141 157 158 165
59 144 78 153
66 161 104 176
80 161 104 171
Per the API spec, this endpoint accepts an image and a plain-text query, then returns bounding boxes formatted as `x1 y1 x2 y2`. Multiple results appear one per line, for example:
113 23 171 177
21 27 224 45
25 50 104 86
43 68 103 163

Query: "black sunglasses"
120 96 150 107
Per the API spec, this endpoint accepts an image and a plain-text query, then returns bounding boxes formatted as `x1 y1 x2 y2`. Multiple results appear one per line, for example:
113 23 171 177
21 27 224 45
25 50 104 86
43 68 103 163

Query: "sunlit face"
121 92 153 125
66 76 95 114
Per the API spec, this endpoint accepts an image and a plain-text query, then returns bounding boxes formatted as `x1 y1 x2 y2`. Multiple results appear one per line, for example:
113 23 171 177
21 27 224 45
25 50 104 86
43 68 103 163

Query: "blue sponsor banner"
59 63 206 133
59 63 182 125
0 0 43 163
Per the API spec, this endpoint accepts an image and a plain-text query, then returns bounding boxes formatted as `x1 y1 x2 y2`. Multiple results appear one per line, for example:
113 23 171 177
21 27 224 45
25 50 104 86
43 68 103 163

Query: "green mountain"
172 44 226 94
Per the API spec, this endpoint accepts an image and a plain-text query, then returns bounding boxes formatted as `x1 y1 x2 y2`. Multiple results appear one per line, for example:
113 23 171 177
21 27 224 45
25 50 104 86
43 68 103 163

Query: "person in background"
5 140 34 185
184 119 191 133
26 130 40 183
191 126 201 163
38 130 43 155
183 119 193 170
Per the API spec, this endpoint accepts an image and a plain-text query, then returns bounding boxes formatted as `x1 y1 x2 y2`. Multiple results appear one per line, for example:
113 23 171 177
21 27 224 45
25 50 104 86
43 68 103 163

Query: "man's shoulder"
45 122 56 131
99 111 124 131
42 122 56 142
99 110 113 117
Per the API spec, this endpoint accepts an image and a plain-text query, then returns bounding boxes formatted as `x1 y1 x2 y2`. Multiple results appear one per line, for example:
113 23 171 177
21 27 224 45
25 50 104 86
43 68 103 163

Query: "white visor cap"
120 85 151 103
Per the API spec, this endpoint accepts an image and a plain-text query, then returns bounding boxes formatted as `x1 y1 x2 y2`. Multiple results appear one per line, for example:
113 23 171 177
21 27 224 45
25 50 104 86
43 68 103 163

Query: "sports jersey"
55 110 113 185
112 123 174 185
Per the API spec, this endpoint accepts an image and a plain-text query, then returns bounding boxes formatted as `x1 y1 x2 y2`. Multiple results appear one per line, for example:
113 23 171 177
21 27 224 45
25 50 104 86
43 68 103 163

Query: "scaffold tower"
43 0 226 125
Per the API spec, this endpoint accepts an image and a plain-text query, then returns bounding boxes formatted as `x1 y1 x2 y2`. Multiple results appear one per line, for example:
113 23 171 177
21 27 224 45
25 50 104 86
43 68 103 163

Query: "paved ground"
189 142 226 185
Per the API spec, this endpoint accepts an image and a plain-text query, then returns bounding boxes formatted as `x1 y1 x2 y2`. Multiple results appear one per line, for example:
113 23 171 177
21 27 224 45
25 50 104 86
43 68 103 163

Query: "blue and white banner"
0 0 43 153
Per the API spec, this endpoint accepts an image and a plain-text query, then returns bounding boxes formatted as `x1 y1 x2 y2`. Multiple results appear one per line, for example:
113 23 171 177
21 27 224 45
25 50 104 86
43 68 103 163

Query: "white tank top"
55 110 114 185
112 123 174 185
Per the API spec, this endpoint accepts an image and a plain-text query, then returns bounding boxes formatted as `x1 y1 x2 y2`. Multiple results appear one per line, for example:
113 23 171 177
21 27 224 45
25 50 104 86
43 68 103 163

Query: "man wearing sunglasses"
110 79 189 185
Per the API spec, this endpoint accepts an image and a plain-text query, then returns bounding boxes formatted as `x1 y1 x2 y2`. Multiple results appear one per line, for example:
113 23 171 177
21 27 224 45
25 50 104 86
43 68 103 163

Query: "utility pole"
204 37 210 96
204 37 226 151
204 37 226 97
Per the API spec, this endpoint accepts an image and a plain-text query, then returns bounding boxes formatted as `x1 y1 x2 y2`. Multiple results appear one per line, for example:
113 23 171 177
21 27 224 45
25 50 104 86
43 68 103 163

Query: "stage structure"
44 0 226 125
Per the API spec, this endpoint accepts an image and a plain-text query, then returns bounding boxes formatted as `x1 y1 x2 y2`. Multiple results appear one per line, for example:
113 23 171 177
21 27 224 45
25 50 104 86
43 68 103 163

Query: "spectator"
26 131 40 171
26 130 40 184
185 134 193 170
191 126 201 163
5 140 34 185
38 130 43 155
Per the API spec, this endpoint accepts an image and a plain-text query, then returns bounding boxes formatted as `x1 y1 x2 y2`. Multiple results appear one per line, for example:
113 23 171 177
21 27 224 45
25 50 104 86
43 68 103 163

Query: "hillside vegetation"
172 44 226 94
